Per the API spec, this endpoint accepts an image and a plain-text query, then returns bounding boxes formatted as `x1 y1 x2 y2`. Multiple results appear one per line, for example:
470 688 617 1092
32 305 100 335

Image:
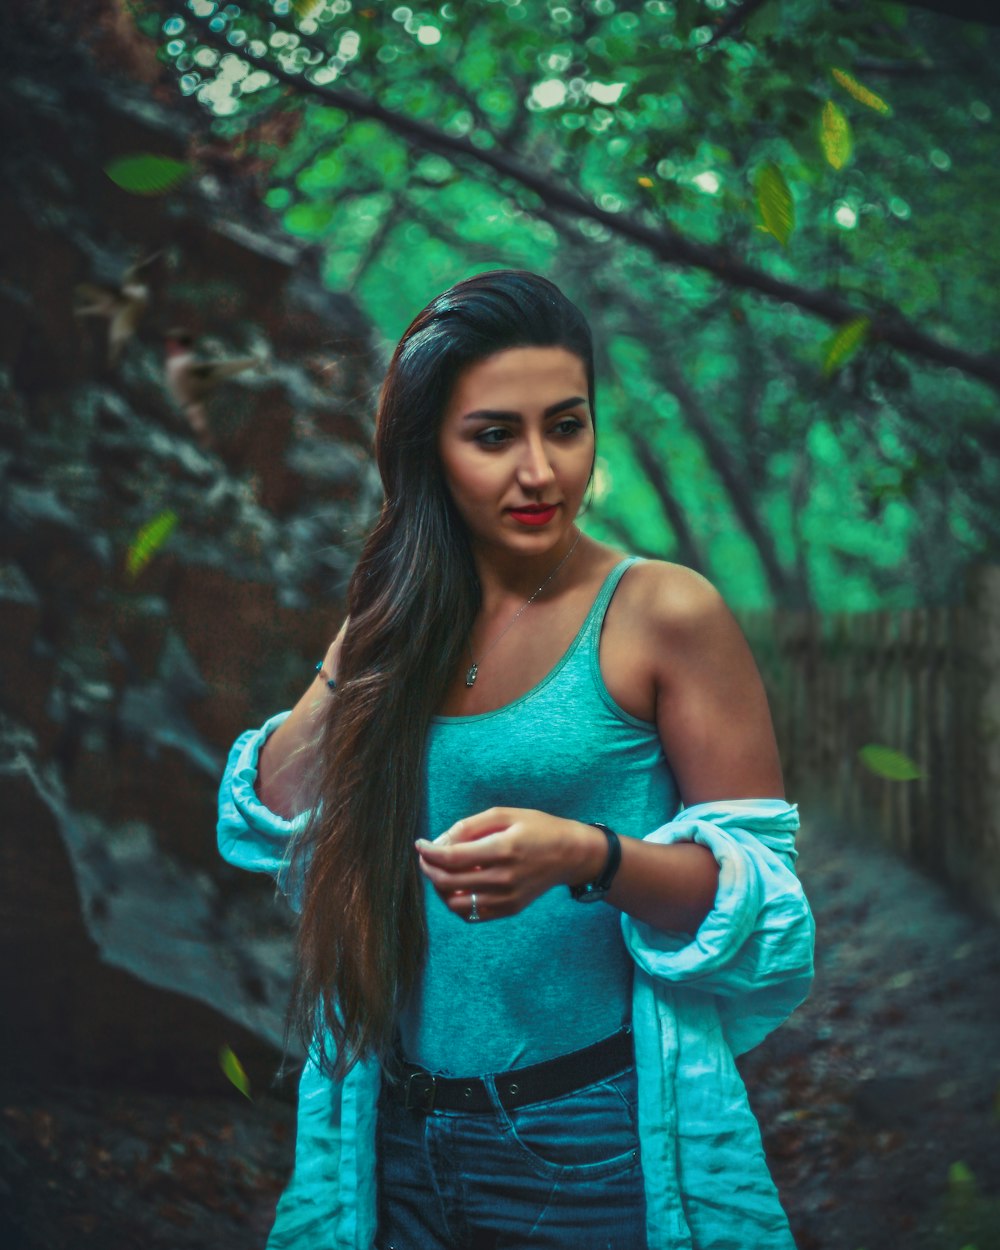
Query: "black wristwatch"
569 822 622 903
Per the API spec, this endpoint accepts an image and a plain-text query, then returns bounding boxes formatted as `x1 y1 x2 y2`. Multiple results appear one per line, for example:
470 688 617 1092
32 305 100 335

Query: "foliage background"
142 0 1000 611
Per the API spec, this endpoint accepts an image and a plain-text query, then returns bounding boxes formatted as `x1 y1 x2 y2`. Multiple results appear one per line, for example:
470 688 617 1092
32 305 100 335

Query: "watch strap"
569 822 621 901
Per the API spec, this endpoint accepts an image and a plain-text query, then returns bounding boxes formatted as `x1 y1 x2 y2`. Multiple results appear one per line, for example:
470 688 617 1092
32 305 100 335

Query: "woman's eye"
475 427 511 446
554 417 584 436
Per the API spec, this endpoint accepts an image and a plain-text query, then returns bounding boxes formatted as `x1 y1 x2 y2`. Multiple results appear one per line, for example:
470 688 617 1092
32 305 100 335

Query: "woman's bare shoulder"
620 559 731 636
619 561 783 799
599 559 735 721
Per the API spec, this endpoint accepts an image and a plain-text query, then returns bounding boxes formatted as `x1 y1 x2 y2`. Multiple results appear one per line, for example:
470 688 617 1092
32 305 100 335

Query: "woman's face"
437 346 594 560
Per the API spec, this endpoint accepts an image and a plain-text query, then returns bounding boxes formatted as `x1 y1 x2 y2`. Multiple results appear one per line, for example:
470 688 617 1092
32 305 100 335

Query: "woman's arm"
255 620 347 819
585 564 785 931
416 565 784 933
216 621 347 899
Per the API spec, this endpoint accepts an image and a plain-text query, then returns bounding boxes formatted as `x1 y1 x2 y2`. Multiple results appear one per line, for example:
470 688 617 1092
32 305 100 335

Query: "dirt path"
2 816 998 1250
741 815 1000 1250
0 1085 293 1250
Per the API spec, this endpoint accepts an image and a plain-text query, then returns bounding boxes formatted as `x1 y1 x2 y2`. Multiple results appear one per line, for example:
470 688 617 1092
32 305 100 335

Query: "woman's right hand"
416 807 604 923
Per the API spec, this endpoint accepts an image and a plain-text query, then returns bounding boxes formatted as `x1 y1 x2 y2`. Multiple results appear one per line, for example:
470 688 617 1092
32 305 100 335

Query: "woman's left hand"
415 807 604 923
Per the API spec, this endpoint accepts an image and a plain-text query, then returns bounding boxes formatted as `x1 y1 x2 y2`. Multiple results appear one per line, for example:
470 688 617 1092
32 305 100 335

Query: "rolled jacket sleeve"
216 710 312 908
621 798 815 1056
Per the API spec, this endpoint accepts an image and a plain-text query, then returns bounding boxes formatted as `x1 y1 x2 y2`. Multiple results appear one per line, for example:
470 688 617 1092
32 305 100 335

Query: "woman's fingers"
415 831 509 869
446 888 488 923
426 807 523 848
419 859 513 921
448 887 521 923
415 807 573 920
418 859 501 894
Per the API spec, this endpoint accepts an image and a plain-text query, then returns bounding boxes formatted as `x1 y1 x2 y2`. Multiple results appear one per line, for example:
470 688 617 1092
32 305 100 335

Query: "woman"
217 270 815 1250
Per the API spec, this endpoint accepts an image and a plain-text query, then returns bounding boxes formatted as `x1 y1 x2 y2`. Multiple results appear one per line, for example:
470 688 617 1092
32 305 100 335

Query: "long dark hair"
289 270 596 1078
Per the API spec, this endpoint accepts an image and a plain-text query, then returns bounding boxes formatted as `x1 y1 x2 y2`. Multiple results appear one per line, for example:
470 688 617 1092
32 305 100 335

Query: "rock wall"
0 4 383 1089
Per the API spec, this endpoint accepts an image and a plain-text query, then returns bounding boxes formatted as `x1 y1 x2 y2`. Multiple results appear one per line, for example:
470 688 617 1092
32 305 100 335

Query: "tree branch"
645 328 795 602
175 6 1000 392
894 0 1000 25
623 426 707 573
347 191 408 292
787 444 815 609
706 0 771 47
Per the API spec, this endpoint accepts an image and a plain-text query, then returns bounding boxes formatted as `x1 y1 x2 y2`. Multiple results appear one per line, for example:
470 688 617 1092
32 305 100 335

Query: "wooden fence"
736 565 1000 922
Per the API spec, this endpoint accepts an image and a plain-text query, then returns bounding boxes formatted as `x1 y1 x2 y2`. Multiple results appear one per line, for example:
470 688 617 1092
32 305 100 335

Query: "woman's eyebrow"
461 396 589 422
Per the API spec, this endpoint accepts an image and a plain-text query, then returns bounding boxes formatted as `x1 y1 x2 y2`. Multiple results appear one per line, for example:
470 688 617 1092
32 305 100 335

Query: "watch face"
570 884 609 902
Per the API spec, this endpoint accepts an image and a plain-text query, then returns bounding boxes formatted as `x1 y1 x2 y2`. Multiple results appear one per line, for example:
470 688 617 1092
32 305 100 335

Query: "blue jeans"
375 1056 648 1249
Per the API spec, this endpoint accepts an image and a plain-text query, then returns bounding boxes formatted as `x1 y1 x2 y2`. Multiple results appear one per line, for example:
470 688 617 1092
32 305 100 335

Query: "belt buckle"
404 1070 436 1112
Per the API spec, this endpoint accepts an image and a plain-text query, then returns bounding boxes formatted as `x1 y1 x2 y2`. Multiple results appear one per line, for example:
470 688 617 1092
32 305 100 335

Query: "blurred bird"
164 329 261 447
74 251 163 366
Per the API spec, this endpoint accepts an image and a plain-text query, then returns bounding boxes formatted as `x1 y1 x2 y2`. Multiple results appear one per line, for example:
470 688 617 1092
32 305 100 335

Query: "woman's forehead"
447 347 588 410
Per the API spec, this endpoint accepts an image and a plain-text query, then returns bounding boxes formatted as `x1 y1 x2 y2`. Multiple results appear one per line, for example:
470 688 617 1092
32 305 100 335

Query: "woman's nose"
517 434 556 488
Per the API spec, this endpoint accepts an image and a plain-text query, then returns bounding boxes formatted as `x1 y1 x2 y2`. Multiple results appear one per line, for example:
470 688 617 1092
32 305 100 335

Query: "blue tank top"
398 557 682 1075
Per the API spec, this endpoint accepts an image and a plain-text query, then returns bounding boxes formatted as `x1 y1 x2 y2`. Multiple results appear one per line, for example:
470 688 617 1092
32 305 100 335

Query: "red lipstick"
508 504 558 527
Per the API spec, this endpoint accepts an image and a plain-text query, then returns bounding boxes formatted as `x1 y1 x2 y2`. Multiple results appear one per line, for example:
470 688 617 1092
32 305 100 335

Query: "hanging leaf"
831 68 891 116
754 162 794 246
822 316 870 376
219 1044 252 1100
125 509 178 580
637 176 654 188
292 0 324 18
947 1160 977 1193
820 100 853 169
104 154 191 196
858 743 921 782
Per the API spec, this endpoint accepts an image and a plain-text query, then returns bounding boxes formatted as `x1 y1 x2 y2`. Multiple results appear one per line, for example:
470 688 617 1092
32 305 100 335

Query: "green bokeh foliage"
151 0 1000 609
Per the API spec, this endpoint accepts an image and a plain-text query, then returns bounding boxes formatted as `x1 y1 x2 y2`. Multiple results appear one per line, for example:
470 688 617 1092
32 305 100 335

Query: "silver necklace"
465 532 582 687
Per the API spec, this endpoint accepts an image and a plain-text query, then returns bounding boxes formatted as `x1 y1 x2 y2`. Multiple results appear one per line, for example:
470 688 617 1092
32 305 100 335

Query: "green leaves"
820 99 852 170
125 510 178 579
104 154 191 196
292 0 324 19
819 68 889 177
858 743 921 781
822 317 870 376
831 67 891 116
148 0 999 617
947 1160 977 1194
219 1044 252 1100
754 162 795 246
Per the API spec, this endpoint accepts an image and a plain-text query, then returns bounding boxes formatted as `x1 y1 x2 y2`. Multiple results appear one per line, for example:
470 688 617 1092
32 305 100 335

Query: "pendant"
465 662 479 687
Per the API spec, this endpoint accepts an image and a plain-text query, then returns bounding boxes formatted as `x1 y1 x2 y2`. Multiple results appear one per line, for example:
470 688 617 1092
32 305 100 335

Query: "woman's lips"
508 504 558 527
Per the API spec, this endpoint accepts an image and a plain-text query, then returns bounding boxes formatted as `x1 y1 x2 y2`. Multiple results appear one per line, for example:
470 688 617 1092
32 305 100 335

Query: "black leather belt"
387 1025 634 1114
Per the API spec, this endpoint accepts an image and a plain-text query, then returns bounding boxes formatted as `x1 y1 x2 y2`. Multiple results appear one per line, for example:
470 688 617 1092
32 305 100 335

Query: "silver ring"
468 892 480 923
